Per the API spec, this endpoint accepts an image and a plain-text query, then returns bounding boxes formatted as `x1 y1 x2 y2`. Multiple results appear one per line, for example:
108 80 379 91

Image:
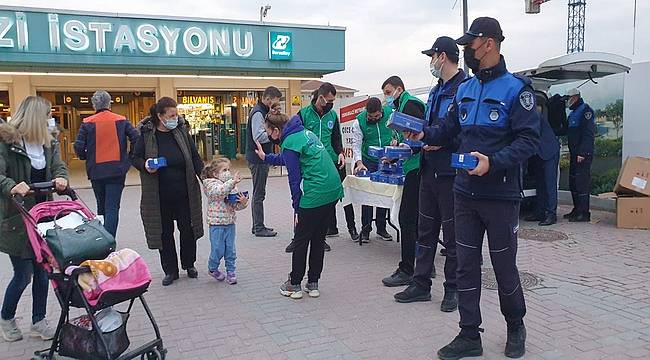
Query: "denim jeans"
1 256 49 324
208 224 236 273
91 176 126 238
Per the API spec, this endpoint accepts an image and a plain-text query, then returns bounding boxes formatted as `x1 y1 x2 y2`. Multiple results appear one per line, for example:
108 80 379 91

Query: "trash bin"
239 124 247 155
219 127 237 160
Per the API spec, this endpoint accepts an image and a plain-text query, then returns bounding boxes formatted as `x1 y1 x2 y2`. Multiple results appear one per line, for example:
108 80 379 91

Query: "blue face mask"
163 117 179 130
385 89 398 108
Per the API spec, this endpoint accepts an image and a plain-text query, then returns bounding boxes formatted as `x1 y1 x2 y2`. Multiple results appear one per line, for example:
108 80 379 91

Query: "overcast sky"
6 0 649 98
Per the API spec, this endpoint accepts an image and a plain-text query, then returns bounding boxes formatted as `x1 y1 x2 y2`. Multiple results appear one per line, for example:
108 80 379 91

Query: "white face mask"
47 118 56 133
218 170 233 182
429 57 443 78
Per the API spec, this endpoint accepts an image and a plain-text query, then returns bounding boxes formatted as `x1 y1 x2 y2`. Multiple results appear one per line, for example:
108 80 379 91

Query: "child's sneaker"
226 272 237 285
30 318 55 340
305 282 320 298
209 269 226 281
280 279 303 299
0 318 23 342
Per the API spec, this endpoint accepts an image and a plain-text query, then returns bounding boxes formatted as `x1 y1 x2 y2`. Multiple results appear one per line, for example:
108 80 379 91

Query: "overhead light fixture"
0 71 320 81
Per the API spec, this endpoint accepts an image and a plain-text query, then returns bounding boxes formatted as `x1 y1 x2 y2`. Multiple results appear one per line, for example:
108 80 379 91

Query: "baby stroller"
12 182 166 360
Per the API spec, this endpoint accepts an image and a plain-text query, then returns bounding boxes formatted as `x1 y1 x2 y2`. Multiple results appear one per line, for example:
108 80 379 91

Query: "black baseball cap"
422 36 459 59
456 17 505 45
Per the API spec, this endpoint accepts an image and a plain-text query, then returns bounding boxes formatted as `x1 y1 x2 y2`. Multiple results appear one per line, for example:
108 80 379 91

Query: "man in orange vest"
74 90 139 238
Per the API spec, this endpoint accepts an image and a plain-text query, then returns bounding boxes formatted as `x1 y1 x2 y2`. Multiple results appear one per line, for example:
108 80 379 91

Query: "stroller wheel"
143 348 165 360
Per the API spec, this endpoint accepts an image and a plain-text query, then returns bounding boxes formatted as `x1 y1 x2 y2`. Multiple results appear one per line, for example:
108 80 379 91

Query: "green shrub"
594 138 622 158
591 168 620 195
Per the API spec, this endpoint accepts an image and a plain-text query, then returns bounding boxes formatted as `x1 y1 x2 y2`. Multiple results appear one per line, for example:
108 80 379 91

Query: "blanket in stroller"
64 249 151 302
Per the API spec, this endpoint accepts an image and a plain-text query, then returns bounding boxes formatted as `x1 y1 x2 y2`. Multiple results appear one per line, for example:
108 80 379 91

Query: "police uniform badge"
489 109 500 121
585 111 593 120
519 91 535 111
327 120 334 129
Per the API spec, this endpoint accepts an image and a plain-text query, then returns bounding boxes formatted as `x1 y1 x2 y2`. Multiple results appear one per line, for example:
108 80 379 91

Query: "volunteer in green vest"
296 82 358 250
254 111 343 300
352 97 399 242
380 76 426 287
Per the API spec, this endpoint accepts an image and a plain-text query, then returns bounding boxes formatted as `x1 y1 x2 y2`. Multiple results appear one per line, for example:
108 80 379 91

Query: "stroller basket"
59 312 130 360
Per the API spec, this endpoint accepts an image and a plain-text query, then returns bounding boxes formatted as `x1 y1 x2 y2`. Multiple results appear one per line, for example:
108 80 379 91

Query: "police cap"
456 17 505 45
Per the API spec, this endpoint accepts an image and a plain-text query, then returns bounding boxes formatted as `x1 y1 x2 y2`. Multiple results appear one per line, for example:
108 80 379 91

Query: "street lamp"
260 5 271 22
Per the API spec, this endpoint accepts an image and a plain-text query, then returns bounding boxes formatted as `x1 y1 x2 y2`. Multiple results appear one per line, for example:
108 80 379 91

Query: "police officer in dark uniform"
393 37 465 313
564 88 595 222
525 98 561 226
407 17 540 359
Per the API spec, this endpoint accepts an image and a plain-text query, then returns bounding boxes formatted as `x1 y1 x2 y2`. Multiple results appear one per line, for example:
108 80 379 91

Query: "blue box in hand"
387 112 425 133
451 153 479 170
403 139 424 148
384 146 412 160
225 191 249 204
368 146 384 159
355 170 371 177
146 157 167 170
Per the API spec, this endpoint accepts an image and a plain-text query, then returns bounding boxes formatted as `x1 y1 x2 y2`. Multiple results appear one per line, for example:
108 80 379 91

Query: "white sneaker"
0 318 23 342
305 282 320 298
30 318 55 340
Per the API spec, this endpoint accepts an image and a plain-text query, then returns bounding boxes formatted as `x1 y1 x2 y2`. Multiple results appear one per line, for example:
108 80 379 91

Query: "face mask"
218 170 233 182
163 117 178 130
430 57 443 78
47 118 56 133
463 40 487 73
385 90 398 108
320 97 334 113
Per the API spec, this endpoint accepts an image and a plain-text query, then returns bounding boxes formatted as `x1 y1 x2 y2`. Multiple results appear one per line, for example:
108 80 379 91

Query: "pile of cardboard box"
612 156 650 229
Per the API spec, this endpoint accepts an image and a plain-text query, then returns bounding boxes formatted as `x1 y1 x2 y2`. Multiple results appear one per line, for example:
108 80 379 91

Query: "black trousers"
361 160 387 233
398 170 420 276
455 193 526 338
158 198 196 275
413 175 456 292
328 164 356 232
249 162 270 233
569 155 592 214
291 201 337 285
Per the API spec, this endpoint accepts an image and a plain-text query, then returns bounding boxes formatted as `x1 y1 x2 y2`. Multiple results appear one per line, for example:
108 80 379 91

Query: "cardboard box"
617 197 650 229
614 156 650 197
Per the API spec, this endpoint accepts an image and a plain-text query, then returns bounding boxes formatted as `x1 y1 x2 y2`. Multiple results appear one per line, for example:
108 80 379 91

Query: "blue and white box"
451 153 479 170
368 146 384 159
387 112 425 133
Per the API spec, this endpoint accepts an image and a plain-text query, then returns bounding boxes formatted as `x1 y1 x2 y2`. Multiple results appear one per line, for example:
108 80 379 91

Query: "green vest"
299 105 339 163
281 129 344 209
357 105 396 163
397 91 424 174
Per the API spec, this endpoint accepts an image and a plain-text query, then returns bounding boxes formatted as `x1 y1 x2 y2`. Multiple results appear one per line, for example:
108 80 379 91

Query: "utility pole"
462 0 469 73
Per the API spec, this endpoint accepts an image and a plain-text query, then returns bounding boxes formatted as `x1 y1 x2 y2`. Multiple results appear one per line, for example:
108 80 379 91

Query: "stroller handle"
12 181 78 204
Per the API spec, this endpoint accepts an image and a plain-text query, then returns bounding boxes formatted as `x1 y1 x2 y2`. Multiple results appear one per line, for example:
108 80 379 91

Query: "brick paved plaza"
1 177 649 359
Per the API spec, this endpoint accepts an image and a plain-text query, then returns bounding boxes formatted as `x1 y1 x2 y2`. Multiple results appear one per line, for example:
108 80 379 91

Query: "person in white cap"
564 88 595 222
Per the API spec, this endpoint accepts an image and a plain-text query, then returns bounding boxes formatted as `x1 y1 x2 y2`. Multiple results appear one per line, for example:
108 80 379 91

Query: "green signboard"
269 31 292 61
0 7 345 76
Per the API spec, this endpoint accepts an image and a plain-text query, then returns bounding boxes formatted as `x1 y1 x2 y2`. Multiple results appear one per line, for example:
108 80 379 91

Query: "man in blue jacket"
394 36 465 313
564 88 595 222
407 18 540 359
74 90 138 237
525 95 561 226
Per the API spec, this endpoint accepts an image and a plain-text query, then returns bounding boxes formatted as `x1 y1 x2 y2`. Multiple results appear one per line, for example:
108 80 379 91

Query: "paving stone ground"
1 177 649 359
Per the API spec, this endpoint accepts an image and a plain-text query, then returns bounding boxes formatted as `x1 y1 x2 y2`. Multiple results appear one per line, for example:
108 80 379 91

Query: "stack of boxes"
613 156 650 229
